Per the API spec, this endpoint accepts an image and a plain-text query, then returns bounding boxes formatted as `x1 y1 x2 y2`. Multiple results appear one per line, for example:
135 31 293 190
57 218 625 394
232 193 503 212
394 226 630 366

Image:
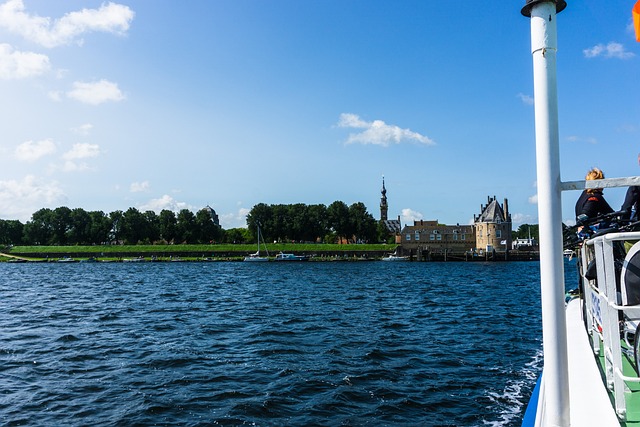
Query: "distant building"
398 195 513 258
474 196 512 252
400 220 476 259
203 205 220 227
513 237 538 251
379 176 401 241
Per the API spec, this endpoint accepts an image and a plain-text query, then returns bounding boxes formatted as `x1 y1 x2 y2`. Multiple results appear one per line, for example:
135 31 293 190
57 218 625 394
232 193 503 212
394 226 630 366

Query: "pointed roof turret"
476 196 510 224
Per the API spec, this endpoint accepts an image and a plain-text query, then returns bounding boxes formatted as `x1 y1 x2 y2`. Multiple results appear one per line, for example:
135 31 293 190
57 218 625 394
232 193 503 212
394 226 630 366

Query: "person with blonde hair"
575 167 614 221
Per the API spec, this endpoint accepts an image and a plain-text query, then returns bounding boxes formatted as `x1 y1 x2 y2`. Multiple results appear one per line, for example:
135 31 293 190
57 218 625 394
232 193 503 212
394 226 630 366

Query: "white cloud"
63 143 100 160
337 113 435 147
511 212 536 226
67 79 125 105
583 42 634 59
130 181 150 193
0 175 66 221
61 160 90 172
528 194 538 205
566 135 598 145
14 139 56 162
517 93 534 106
71 123 93 136
0 43 50 79
59 143 101 172
48 90 62 101
401 208 423 224
138 195 193 213
0 0 135 48
220 207 250 229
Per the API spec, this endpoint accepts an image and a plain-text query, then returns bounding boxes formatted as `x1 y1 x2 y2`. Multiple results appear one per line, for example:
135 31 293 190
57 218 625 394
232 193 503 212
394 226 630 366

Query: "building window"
437 234 442 241
496 230 502 238
453 234 458 241
430 234 435 241
406 233 411 241
415 231 420 240
461 234 466 240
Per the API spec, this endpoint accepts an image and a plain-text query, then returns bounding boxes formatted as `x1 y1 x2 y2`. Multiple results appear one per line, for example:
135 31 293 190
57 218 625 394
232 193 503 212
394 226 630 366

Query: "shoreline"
0 246 541 263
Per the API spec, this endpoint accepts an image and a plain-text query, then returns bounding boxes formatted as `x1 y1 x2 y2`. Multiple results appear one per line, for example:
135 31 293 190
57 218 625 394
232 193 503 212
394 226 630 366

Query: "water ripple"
0 260 559 426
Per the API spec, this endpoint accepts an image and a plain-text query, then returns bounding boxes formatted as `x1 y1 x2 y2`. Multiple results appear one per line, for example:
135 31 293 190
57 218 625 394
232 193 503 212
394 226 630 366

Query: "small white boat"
381 249 408 261
274 252 309 261
244 223 269 262
244 251 269 262
381 254 409 262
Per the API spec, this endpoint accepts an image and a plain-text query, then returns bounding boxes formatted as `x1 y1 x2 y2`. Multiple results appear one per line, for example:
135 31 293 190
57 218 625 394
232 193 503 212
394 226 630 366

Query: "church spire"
380 175 388 221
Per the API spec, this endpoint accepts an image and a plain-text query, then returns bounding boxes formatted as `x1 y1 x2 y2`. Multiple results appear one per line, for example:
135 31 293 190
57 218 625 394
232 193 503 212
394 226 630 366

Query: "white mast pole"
521 1 569 426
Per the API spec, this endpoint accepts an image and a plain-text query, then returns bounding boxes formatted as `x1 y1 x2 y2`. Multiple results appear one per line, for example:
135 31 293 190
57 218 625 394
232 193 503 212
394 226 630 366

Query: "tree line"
245 201 386 244
0 206 224 246
512 224 540 241
0 200 386 246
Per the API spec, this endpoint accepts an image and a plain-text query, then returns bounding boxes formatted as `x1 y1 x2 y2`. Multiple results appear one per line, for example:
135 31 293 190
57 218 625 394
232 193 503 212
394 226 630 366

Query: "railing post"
522 1 569 424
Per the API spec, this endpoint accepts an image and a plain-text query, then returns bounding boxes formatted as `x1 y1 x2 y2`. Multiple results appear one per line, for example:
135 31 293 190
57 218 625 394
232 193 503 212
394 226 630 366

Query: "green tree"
0 219 24 245
68 208 90 244
23 208 54 245
195 208 221 243
120 208 146 244
513 224 539 240
327 201 351 242
223 227 249 244
176 209 196 243
87 211 112 244
51 206 72 245
303 204 328 242
109 210 124 243
270 204 291 242
159 209 178 243
246 203 273 242
349 202 376 243
143 210 161 243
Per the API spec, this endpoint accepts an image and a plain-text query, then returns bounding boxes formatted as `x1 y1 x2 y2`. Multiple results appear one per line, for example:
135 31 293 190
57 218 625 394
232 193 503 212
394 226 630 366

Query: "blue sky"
0 1 637 229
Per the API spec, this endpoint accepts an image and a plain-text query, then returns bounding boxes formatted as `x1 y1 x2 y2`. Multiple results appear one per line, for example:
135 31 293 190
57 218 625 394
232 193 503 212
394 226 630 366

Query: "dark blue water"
0 260 571 426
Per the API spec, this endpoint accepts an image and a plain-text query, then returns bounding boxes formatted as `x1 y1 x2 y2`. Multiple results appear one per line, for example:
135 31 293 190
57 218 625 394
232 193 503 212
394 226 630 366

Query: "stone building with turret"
474 196 512 252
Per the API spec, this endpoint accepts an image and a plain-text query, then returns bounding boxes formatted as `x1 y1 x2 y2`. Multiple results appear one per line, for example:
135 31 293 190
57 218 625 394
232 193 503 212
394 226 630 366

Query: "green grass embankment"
2 243 395 262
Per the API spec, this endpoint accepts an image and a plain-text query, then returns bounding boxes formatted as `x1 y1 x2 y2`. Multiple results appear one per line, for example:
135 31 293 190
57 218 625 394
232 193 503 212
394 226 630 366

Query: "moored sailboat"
244 223 270 262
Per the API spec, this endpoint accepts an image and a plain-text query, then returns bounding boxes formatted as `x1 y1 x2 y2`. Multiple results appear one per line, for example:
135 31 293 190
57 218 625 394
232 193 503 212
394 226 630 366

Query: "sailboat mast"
521 1 569 426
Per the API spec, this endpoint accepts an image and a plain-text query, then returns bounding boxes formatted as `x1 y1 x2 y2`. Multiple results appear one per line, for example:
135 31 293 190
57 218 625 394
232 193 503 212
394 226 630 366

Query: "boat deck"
595 339 640 426
571 292 640 426
565 298 621 426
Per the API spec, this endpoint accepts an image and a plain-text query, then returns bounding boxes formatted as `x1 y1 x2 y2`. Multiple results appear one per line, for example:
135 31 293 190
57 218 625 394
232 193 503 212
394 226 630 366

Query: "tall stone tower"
380 176 388 221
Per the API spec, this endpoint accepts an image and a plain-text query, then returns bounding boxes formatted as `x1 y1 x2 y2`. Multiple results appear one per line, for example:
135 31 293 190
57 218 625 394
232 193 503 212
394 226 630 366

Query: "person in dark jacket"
575 167 613 222
621 154 640 221
621 186 640 221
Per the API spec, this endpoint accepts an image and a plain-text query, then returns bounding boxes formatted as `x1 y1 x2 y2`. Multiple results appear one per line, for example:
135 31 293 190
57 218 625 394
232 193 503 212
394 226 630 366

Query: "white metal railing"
582 231 640 419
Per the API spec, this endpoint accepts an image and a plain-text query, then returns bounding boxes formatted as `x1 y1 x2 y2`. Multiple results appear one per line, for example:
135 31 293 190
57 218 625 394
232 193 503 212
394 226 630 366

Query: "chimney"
503 198 509 221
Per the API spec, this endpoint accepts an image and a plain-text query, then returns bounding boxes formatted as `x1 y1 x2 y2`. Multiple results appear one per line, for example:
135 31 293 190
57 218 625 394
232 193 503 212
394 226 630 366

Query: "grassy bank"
1 243 396 262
